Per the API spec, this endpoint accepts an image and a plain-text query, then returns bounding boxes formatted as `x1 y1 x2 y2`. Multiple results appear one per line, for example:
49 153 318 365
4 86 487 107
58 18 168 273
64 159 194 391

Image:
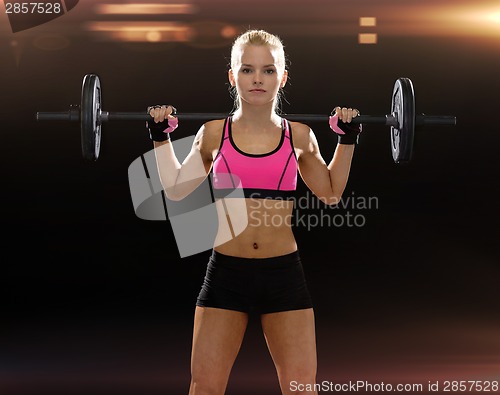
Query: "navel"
253 242 259 249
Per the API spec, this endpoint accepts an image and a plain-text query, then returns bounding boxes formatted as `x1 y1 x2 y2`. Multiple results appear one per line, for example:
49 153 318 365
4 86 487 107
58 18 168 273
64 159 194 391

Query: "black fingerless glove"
329 114 362 145
146 106 178 142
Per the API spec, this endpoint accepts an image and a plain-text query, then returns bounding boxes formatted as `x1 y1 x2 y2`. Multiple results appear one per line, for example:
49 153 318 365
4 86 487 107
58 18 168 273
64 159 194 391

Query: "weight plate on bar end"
390 78 415 163
81 74 102 161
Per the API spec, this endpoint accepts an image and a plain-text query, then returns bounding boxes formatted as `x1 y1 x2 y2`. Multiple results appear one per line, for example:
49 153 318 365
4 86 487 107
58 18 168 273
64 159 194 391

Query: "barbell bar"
36 73 456 163
38 109 454 126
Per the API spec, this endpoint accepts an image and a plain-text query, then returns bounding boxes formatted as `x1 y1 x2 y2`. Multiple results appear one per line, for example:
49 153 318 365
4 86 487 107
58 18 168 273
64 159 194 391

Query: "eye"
265 69 276 74
241 68 252 73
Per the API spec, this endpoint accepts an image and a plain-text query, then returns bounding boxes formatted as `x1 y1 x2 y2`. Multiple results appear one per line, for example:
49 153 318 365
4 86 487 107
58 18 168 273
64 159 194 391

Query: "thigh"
191 306 249 375
260 308 317 373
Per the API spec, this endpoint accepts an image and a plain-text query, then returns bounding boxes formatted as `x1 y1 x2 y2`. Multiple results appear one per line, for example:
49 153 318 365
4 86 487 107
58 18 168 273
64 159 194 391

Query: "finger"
166 105 176 116
333 107 348 121
166 106 177 121
158 105 177 122
348 107 356 123
148 105 165 122
155 105 168 123
345 107 357 123
153 109 161 123
340 107 351 123
149 106 160 122
332 106 360 122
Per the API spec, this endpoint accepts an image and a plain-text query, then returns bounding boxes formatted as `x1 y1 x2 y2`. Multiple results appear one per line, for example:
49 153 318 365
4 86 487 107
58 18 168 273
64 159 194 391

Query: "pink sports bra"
212 116 298 200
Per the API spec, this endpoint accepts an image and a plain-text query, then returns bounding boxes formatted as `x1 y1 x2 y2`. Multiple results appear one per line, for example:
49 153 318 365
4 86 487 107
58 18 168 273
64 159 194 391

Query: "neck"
232 101 281 126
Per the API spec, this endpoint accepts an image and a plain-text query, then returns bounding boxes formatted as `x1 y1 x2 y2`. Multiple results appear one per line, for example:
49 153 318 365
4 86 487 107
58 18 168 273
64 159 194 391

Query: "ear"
280 69 288 88
228 69 236 87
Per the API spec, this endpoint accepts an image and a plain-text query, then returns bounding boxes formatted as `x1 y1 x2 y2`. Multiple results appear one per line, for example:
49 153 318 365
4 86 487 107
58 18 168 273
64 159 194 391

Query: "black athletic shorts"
196 250 313 314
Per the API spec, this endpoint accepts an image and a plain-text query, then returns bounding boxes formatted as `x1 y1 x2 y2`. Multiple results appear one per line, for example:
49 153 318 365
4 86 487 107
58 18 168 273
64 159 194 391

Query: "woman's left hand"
329 106 362 145
333 106 360 123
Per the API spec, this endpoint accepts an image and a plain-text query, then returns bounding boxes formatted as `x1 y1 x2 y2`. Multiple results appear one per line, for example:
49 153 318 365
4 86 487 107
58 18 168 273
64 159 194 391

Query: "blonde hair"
229 29 288 113
230 29 286 70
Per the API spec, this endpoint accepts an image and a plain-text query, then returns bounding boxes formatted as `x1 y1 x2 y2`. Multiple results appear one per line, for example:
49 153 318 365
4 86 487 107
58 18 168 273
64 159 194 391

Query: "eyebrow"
241 64 277 68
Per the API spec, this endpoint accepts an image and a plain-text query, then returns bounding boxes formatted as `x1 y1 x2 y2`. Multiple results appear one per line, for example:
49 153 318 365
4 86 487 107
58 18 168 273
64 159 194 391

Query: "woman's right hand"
146 104 178 142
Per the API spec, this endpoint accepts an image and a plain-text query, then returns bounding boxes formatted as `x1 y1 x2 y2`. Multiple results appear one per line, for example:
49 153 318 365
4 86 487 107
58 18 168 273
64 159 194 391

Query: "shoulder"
194 118 225 149
191 118 226 161
288 120 316 152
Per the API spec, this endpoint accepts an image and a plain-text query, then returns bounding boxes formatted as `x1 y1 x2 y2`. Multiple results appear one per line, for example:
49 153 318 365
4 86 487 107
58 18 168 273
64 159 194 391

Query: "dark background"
1 1 499 394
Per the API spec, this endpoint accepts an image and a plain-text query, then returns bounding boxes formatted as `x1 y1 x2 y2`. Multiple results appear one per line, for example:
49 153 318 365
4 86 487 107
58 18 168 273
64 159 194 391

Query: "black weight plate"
390 78 415 163
81 74 102 161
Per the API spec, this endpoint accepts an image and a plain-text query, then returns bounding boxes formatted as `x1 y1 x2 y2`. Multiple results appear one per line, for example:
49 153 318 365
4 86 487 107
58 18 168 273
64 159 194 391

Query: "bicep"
176 125 216 187
296 129 333 201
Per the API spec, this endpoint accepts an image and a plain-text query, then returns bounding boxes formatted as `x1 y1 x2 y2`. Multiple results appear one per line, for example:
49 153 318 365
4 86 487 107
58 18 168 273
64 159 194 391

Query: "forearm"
327 144 355 204
153 140 182 199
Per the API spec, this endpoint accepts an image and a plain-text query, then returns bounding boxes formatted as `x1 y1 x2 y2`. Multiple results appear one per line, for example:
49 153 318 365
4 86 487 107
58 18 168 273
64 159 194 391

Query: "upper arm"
179 119 223 175
292 122 334 202
189 120 222 170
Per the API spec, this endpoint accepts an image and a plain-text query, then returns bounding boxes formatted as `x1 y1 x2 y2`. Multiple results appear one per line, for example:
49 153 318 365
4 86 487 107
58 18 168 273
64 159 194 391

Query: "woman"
147 29 360 395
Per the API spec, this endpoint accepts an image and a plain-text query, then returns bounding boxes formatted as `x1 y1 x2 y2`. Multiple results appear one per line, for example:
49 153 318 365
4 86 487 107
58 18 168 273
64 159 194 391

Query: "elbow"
318 193 342 207
162 176 206 201
165 193 183 202
163 186 184 201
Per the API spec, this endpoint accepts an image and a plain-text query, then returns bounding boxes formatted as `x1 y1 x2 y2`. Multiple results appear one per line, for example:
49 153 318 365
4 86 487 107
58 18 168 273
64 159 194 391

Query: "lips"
250 89 266 92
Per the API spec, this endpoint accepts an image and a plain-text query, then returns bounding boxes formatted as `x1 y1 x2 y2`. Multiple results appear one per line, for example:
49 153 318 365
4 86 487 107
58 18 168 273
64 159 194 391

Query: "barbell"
36 73 456 163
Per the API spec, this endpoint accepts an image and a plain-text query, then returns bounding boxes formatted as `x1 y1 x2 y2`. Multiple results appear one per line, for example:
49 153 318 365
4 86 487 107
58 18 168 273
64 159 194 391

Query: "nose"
253 71 263 85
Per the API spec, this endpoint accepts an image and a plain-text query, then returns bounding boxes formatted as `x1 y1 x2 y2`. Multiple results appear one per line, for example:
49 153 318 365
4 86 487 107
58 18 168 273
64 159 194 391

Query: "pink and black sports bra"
212 116 297 200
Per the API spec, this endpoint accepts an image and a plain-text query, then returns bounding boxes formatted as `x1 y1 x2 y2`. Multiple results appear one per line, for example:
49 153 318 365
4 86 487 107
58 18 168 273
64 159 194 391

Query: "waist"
210 249 301 268
213 193 297 257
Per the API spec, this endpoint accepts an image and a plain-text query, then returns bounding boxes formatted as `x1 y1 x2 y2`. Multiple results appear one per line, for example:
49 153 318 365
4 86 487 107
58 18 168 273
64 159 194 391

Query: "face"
229 44 288 108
